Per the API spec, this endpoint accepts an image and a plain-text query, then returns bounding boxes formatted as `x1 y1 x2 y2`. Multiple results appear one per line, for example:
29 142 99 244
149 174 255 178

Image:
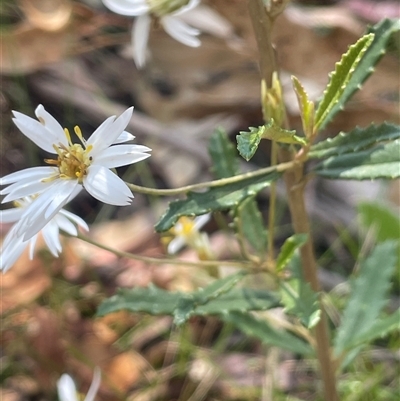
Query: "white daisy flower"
0 195 89 273
167 213 211 257
0 105 151 240
57 368 101 401
102 0 201 68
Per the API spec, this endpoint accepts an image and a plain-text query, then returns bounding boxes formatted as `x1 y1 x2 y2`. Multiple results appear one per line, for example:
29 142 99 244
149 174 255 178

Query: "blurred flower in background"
0 195 89 273
57 368 101 401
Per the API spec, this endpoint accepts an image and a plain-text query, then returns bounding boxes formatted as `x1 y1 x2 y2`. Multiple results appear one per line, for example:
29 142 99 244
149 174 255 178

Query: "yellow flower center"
147 0 190 17
44 126 93 183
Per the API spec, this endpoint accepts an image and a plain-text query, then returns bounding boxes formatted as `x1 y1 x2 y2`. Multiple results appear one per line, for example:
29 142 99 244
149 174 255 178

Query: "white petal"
34 105 67 145
18 180 79 241
0 166 56 186
84 367 101 401
90 108 134 156
84 165 132 206
28 235 38 259
132 14 151 68
1 178 53 203
12 111 61 153
41 220 62 256
177 5 234 39
167 236 186 254
53 213 78 236
193 213 211 230
161 16 201 47
93 144 151 168
114 130 135 144
0 228 28 272
0 207 24 223
102 0 149 16
57 374 78 401
85 115 116 152
59 209 89 232
171 0 200 16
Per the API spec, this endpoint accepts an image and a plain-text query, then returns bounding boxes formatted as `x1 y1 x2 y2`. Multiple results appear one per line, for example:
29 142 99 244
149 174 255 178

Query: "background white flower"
0 105 151 240
167 213 211 255
58 367 101 401
102 0 201 68
0 196 89 273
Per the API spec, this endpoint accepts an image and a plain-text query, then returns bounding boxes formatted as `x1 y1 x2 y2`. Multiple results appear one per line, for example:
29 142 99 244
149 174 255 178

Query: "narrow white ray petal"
133 14 151 68
12 112 60 153
84 165 132 206
193 213 211 230
28 235 38 259
171 0 200 16
85 115 116 152
102 0 149 16
42 220 62 256
53 214 78 236
34 105 68 145
84 367 101 401
167 236 186 254
177 5 233 38
1 179 53 202
93 145 151 168
114 130 135 144
0 166 56 186
0 208 23 223
161 16 201 47
57 374 78 401
1 235 28 272
59 209 89 232
18 181 79 241
91 108 134 155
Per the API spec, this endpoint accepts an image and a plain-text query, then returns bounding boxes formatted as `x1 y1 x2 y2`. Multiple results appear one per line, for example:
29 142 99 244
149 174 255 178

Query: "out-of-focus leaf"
276 234 308 272
313 139 400 179
334 241 398 357
309 123 400 159
209 127 240 179
235 197 268 259
222 311 313 355
155 171 280 232
358 201 400 242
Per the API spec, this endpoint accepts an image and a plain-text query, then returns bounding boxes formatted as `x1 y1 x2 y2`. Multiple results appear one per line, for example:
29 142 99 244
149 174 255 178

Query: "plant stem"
126 160 295 196
279 148 338 401
248 1 339 399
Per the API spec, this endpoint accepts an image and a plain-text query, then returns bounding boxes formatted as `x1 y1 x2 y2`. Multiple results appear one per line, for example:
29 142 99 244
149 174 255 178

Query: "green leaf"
222 311 313 355
309 123 400 159
313 139 400 179
291 76 315 137
235 197 268 259
209 128 240 179
315 33 374 130
343 309 400 350
358 201 400 243
276 234 308 272
280 280 320 329
236 126 263 162
237 121 306 161
317 19 400 130
155 171 280 232
98 274 281 325
334 241 398 357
